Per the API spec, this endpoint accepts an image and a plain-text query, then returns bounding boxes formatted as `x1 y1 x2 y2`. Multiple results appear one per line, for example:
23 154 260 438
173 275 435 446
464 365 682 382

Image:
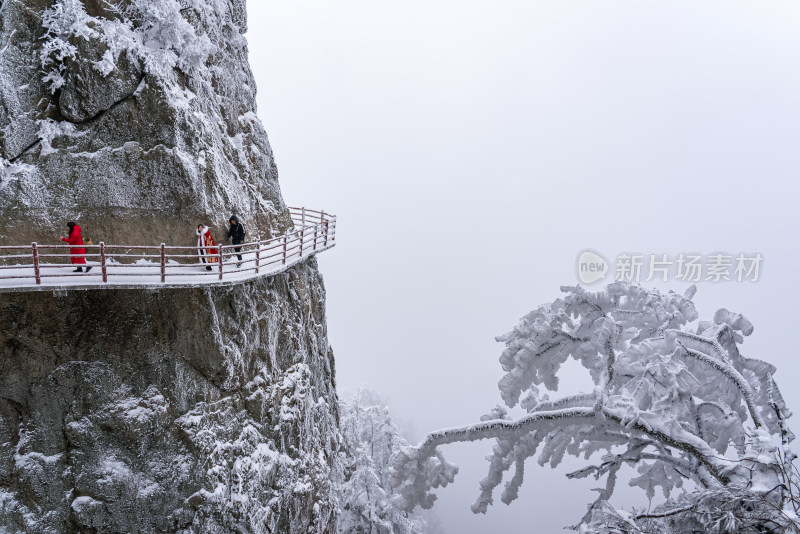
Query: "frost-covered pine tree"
390 283 800 532
336 390 427 534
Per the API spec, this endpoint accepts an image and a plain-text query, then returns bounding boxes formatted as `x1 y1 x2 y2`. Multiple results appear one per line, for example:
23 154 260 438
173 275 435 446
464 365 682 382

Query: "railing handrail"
0 207 336 289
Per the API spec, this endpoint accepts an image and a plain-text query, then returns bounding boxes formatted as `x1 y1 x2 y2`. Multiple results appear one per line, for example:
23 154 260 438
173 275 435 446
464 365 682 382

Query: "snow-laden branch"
679 344 765 428
417 408 593 459
415 406 725 480
672 330 732 364
392 403 733 512
389 283 796 532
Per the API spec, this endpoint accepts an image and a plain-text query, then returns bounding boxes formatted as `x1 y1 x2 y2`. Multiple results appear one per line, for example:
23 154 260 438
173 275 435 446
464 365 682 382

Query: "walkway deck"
0 207 335 293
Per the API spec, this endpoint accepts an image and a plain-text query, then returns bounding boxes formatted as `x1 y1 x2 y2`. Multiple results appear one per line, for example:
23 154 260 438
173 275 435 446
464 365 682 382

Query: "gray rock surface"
0 262 339 532
0 1 341 532
0 0 52 164
0 0 290 245
58 37 143 124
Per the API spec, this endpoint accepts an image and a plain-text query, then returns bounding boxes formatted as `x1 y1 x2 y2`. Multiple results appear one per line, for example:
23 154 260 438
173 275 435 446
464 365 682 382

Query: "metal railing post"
32 242 41 285
100 242 108 283
255 242 260 274
299 227 304 258
313 224 318 251
282 235 287 265
301 207 306 228
321 211 327 246
324 220 329 246
160 243 166 283
218 245 224 280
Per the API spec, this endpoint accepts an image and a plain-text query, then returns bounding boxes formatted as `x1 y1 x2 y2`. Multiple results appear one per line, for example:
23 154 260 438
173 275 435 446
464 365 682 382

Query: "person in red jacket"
196 224 219 272
61 222 92 273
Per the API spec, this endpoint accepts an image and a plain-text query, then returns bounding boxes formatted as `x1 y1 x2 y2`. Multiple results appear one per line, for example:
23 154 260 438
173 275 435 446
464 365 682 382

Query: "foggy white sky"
246 1 800 531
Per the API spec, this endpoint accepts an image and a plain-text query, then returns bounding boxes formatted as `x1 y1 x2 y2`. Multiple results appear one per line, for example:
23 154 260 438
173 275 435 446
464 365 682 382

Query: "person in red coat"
196 224 219 272
61 221 92 273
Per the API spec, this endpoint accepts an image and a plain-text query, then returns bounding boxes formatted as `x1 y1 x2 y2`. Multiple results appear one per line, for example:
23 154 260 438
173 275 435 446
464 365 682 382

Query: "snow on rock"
0 262 339 533
0 0 289 246
0 2 340 532
176 364 336 533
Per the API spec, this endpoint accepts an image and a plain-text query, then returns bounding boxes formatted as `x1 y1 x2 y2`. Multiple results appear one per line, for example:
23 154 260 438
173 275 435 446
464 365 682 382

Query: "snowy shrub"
390 283 799 532
39 0 218 92
336 389 427 534
176 364 338 533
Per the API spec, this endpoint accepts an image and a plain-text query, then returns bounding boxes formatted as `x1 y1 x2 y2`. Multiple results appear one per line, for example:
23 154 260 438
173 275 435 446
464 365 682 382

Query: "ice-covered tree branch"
391 404 729 510
390 283 798 532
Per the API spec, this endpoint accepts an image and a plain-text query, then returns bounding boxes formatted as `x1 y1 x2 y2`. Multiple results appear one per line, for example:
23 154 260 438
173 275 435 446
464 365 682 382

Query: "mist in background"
246 1 800 531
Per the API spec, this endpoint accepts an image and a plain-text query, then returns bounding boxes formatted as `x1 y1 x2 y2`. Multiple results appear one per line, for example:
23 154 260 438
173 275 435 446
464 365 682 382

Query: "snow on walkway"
0 208 336 293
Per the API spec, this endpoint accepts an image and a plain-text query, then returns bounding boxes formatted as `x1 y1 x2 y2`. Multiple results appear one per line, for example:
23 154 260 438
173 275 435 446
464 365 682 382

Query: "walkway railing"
0 207 336 289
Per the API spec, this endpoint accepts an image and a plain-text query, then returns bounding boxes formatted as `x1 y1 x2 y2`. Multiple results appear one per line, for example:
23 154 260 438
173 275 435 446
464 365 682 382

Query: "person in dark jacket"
226 215 245 267
61 222 92 273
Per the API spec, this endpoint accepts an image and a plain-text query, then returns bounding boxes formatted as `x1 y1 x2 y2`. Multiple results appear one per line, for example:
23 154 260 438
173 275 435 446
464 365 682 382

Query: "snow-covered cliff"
0 269 339 532
0 1 340 532
0 0 289 244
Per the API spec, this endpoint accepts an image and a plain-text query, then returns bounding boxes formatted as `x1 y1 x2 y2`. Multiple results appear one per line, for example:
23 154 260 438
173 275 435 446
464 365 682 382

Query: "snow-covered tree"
336 389 427 534
390 283 799 532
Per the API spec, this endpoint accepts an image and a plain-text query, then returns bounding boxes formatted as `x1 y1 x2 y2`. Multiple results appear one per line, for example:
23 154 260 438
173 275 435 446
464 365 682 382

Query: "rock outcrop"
0 0 288 245
0 1 340 532
0 262 339 532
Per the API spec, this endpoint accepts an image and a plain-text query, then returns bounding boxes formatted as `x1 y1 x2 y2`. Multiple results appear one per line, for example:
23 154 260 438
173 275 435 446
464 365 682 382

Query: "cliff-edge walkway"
0 207 335 292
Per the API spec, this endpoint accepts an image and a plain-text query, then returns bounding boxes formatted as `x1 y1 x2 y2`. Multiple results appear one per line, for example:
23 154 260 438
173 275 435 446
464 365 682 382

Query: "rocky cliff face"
0 0 289 244
0 262 339 532
0 1 340 532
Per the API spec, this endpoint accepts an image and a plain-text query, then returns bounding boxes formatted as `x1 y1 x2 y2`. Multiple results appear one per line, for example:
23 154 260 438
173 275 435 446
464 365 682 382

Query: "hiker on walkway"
61 222 92 273
196 224 219 271
226 215 245 267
